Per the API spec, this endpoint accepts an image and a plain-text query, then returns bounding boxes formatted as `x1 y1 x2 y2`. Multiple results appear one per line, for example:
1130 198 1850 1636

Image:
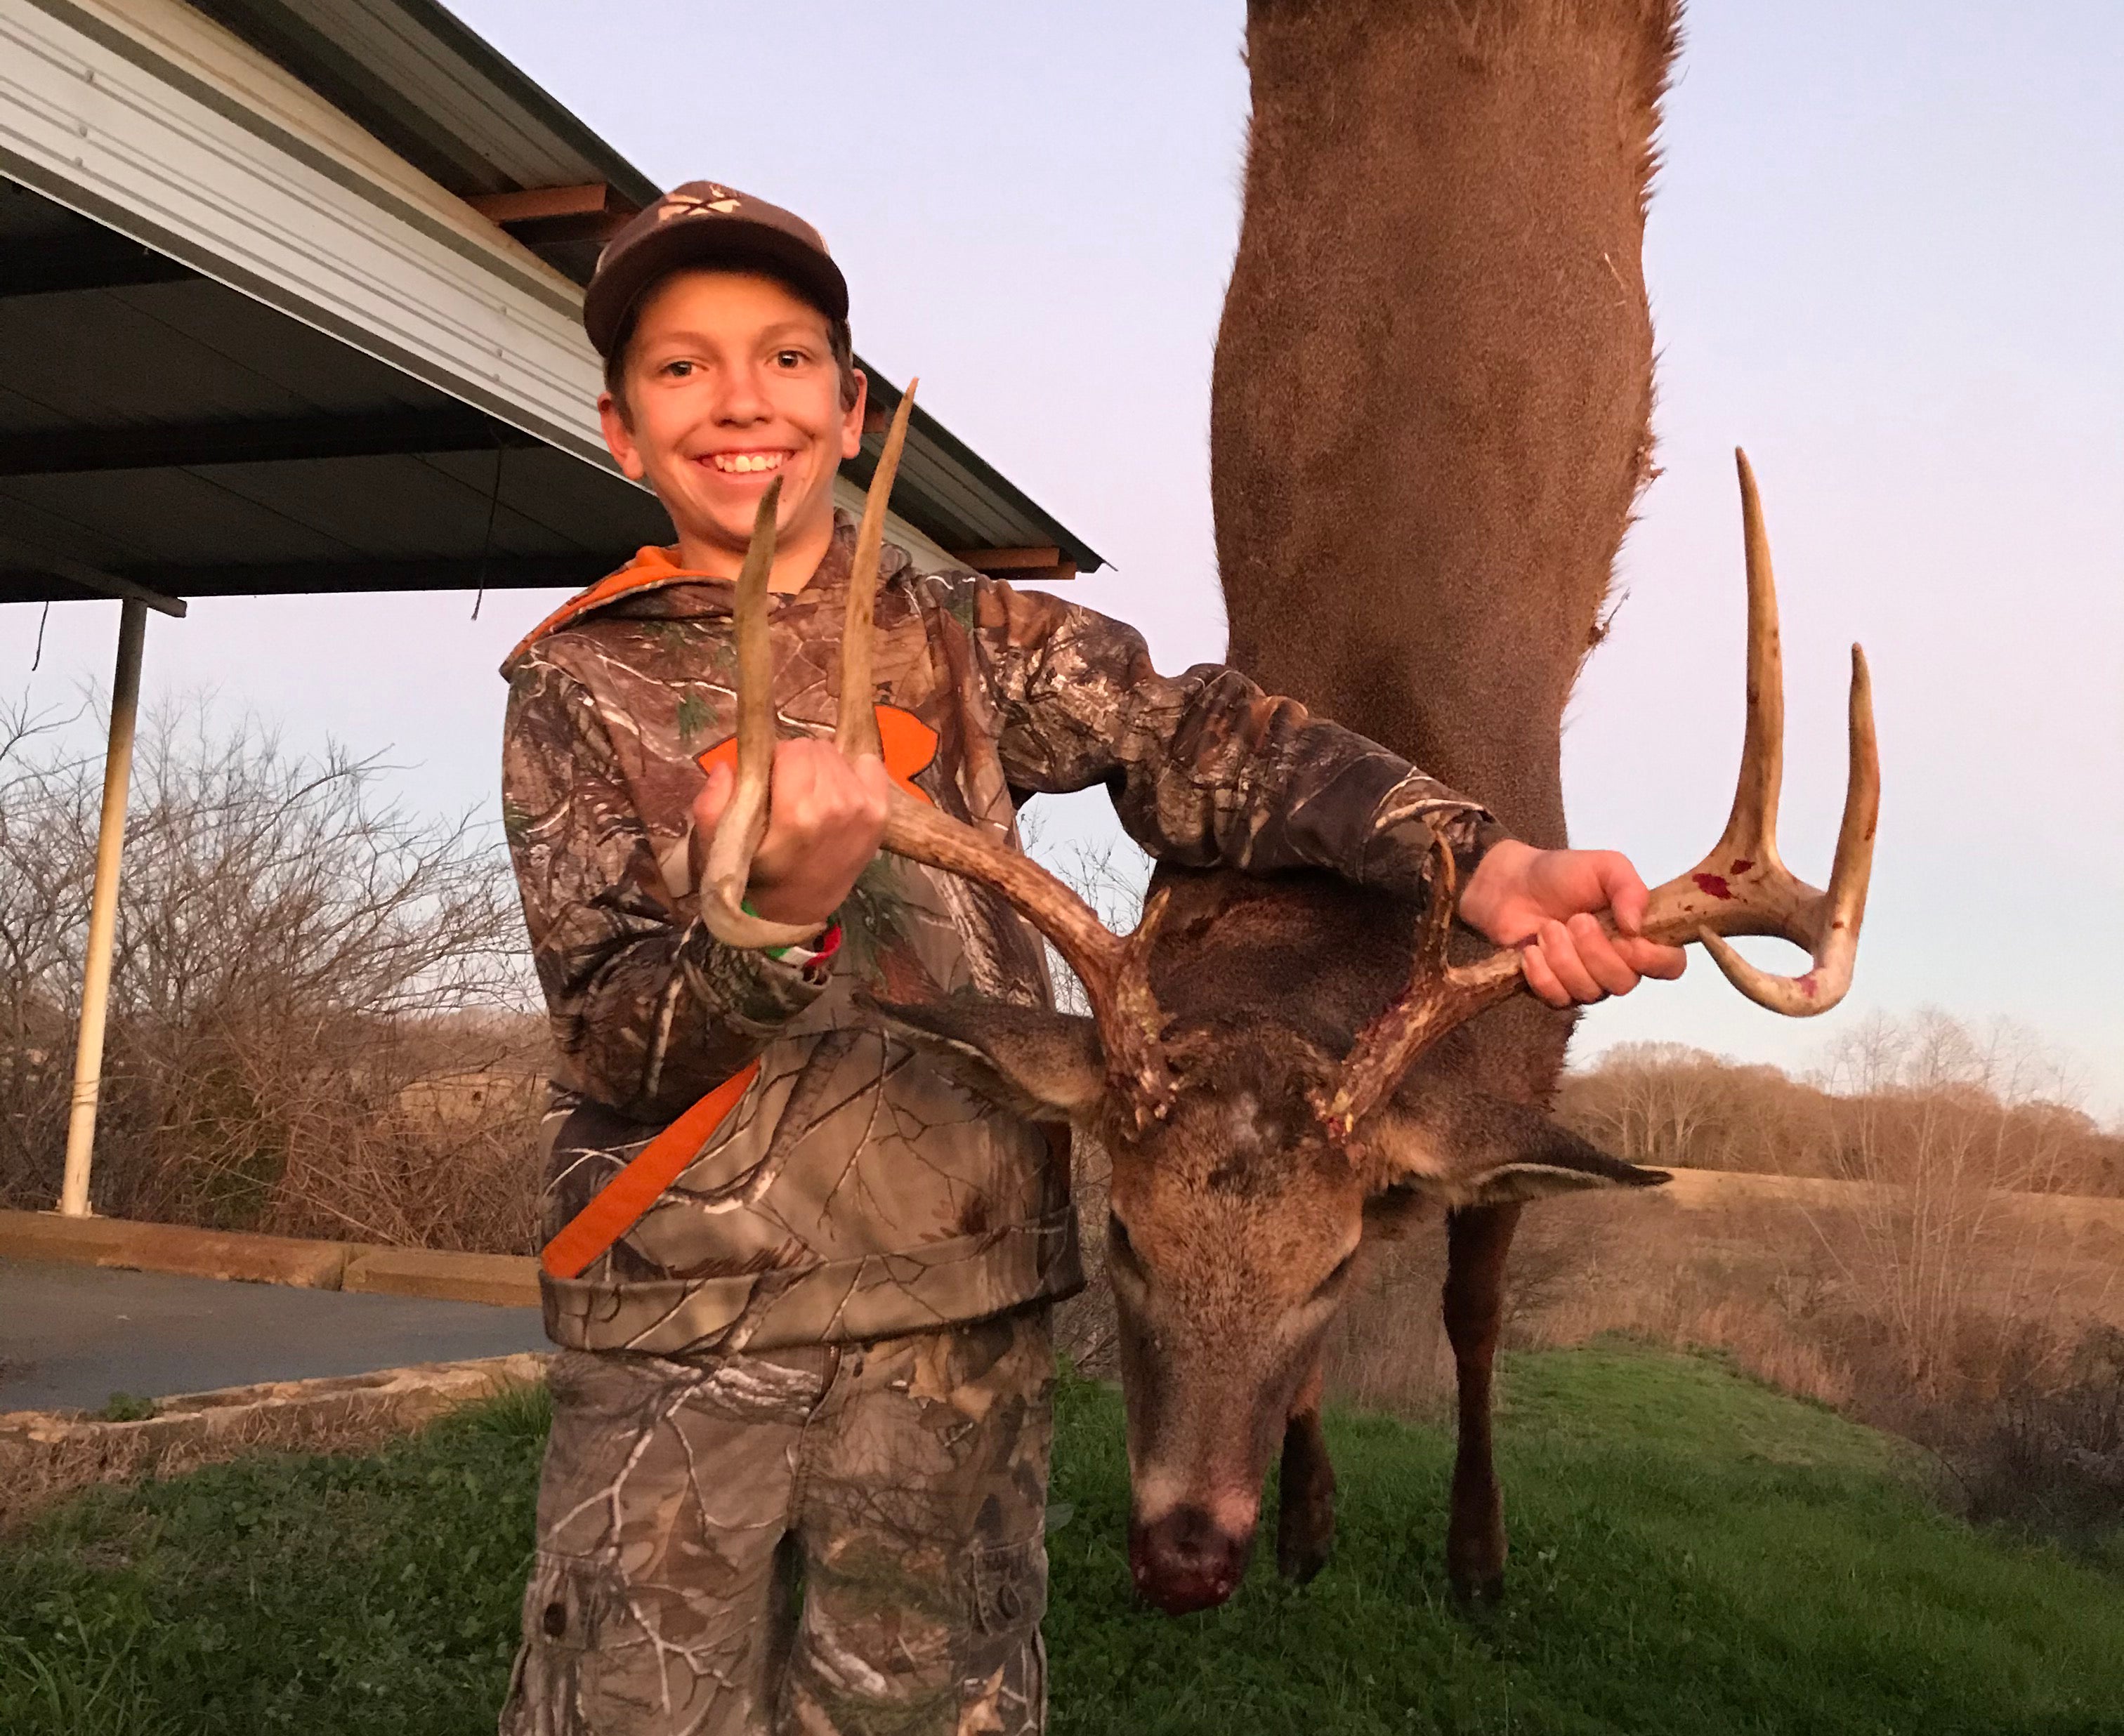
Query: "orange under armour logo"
695 704 938 807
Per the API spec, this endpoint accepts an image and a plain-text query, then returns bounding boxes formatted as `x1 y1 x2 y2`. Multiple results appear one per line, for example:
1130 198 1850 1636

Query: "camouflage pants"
499 1308 1053 1736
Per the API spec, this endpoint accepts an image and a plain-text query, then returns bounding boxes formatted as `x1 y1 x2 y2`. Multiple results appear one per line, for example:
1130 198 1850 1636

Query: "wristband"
742 899 842 967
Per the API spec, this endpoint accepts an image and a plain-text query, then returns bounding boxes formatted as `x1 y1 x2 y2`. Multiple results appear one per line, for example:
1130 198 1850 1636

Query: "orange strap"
541 706 942 1282
540 1060 761 1280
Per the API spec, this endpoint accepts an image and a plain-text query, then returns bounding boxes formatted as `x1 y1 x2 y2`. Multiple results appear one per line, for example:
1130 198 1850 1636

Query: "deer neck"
1210 0 1679 849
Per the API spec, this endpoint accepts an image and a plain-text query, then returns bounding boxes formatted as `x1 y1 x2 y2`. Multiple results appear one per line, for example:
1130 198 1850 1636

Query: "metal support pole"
58 598 148 1217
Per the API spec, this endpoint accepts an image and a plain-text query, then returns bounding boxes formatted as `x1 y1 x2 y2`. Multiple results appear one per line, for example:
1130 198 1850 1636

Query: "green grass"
0 1382 549 1735
2 1348 2118 1734
93 1393 157 1423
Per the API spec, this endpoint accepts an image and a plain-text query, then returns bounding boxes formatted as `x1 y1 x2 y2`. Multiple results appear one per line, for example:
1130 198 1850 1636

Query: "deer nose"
1129 1505 1254 1616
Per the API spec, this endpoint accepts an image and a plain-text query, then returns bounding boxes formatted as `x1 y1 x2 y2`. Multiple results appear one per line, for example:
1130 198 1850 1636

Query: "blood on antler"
1316 449 1880 1139
695 383 1177 1124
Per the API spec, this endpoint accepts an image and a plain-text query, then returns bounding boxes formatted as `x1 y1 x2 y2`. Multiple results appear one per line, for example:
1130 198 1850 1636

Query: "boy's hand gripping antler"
694 386 1176 1120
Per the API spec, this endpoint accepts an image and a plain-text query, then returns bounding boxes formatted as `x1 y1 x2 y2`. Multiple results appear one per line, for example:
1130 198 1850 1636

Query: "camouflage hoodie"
500 511 1497 1356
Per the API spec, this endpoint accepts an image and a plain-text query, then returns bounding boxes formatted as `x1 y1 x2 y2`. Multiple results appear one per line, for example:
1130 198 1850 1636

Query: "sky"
5 1 2118 1115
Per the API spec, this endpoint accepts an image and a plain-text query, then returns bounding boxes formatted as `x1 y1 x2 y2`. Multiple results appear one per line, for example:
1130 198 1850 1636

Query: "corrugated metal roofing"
0 0 1102 607
186 0 662 208
0 178 667 606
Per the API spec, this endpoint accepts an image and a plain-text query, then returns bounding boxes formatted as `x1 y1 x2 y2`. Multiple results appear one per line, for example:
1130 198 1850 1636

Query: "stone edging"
0 1352 551 1527
0 1209 540 1306
1 1351 553 1445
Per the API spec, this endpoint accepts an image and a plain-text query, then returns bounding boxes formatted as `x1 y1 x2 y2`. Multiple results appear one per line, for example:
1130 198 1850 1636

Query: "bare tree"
1809 1011 2099 1394
1562 1042 1741 1169
0 695 544 1249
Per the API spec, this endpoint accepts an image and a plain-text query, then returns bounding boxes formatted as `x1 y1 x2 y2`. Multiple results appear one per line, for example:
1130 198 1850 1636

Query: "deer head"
701 393 1878 1614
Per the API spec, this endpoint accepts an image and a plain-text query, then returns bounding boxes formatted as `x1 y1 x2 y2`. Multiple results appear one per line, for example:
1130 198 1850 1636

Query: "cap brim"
584 218 850 356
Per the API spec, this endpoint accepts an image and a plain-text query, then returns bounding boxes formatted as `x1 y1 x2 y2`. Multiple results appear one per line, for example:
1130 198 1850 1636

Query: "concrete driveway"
0 1258 551 1414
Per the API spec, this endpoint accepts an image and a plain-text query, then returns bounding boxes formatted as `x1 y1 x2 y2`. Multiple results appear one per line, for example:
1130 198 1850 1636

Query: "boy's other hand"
690 739 891 933
1459 839 1688 1008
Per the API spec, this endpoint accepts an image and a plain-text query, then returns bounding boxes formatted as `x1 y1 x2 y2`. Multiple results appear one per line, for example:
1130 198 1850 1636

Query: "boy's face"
599 269 865 570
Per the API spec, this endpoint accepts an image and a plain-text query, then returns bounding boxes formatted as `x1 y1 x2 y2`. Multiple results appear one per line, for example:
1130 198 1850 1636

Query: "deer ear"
860 993 1106 1124
1354 1091 1669 1206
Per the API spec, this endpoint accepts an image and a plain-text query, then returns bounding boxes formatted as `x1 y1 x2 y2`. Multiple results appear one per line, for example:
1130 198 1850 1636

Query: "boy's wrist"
737 870 839 933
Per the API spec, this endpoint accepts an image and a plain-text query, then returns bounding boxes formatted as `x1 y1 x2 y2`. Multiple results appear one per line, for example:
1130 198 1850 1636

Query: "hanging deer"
700 338 1875 1613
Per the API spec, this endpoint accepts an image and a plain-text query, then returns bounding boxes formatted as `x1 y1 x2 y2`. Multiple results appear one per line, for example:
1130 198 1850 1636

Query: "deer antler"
696 382 1177 1124
697 474 826 952
1316 449 1880 1140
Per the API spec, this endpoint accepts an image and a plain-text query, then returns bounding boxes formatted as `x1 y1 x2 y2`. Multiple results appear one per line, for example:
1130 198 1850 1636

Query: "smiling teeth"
712 453 785 473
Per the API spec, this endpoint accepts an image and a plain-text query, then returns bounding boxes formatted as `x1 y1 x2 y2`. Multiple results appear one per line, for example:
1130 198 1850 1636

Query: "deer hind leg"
1275 1353 1336 1584
1443 1201 1523 1605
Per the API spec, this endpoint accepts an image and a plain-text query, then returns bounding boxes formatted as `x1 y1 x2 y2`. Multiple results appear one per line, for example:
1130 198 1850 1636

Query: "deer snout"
1129 1503 1257 1616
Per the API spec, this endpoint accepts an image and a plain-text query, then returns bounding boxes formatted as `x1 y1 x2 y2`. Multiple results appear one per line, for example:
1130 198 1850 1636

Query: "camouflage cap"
583 180 850 358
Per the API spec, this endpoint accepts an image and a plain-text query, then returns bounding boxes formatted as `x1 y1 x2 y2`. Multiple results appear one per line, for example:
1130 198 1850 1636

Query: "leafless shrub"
1523 1051 2124 1551
1954 1323 2124 1549
1805 1011 2109 1397
0 695 545 1250
1320 1222 1453 1418
1521 1193 1861 1410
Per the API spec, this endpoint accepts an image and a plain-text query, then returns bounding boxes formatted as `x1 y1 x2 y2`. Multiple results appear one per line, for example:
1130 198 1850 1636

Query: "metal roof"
0 0 1101 610
0 177 667 609
185 0 664 280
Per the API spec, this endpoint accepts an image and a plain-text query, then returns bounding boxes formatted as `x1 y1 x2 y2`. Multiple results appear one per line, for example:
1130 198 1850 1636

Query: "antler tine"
1697 641 1877 1013
1313 831 1507 1140
1414 833 1458 978
1109 884 1176 1117
838 381 919 759
698 478 827 952
830 377 1176 1119
1714 449 1787 870
1655 452 1879 1015
1826 647 1882 959
1316 451 1882 1139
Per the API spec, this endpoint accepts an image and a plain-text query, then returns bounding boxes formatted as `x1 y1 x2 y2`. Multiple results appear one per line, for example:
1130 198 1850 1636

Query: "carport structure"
0 0 1103 1216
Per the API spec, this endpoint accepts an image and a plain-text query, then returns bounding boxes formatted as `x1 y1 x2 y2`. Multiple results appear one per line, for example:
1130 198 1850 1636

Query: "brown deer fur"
873 0 1690 1615
1210 0 1683 1601
881 866 1666 1615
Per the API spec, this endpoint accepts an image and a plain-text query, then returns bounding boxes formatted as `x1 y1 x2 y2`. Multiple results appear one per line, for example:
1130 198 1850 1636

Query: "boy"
498 183 1681 1736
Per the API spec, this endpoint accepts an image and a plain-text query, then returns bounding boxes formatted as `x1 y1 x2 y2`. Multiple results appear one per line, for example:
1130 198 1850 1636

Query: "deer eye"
1106 1212 1136 1266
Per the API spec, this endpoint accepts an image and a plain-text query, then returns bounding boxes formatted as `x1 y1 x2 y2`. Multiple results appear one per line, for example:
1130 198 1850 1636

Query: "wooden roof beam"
465 182 638 247
952 545 1076 582
0 541 187 617
104 552 617 600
